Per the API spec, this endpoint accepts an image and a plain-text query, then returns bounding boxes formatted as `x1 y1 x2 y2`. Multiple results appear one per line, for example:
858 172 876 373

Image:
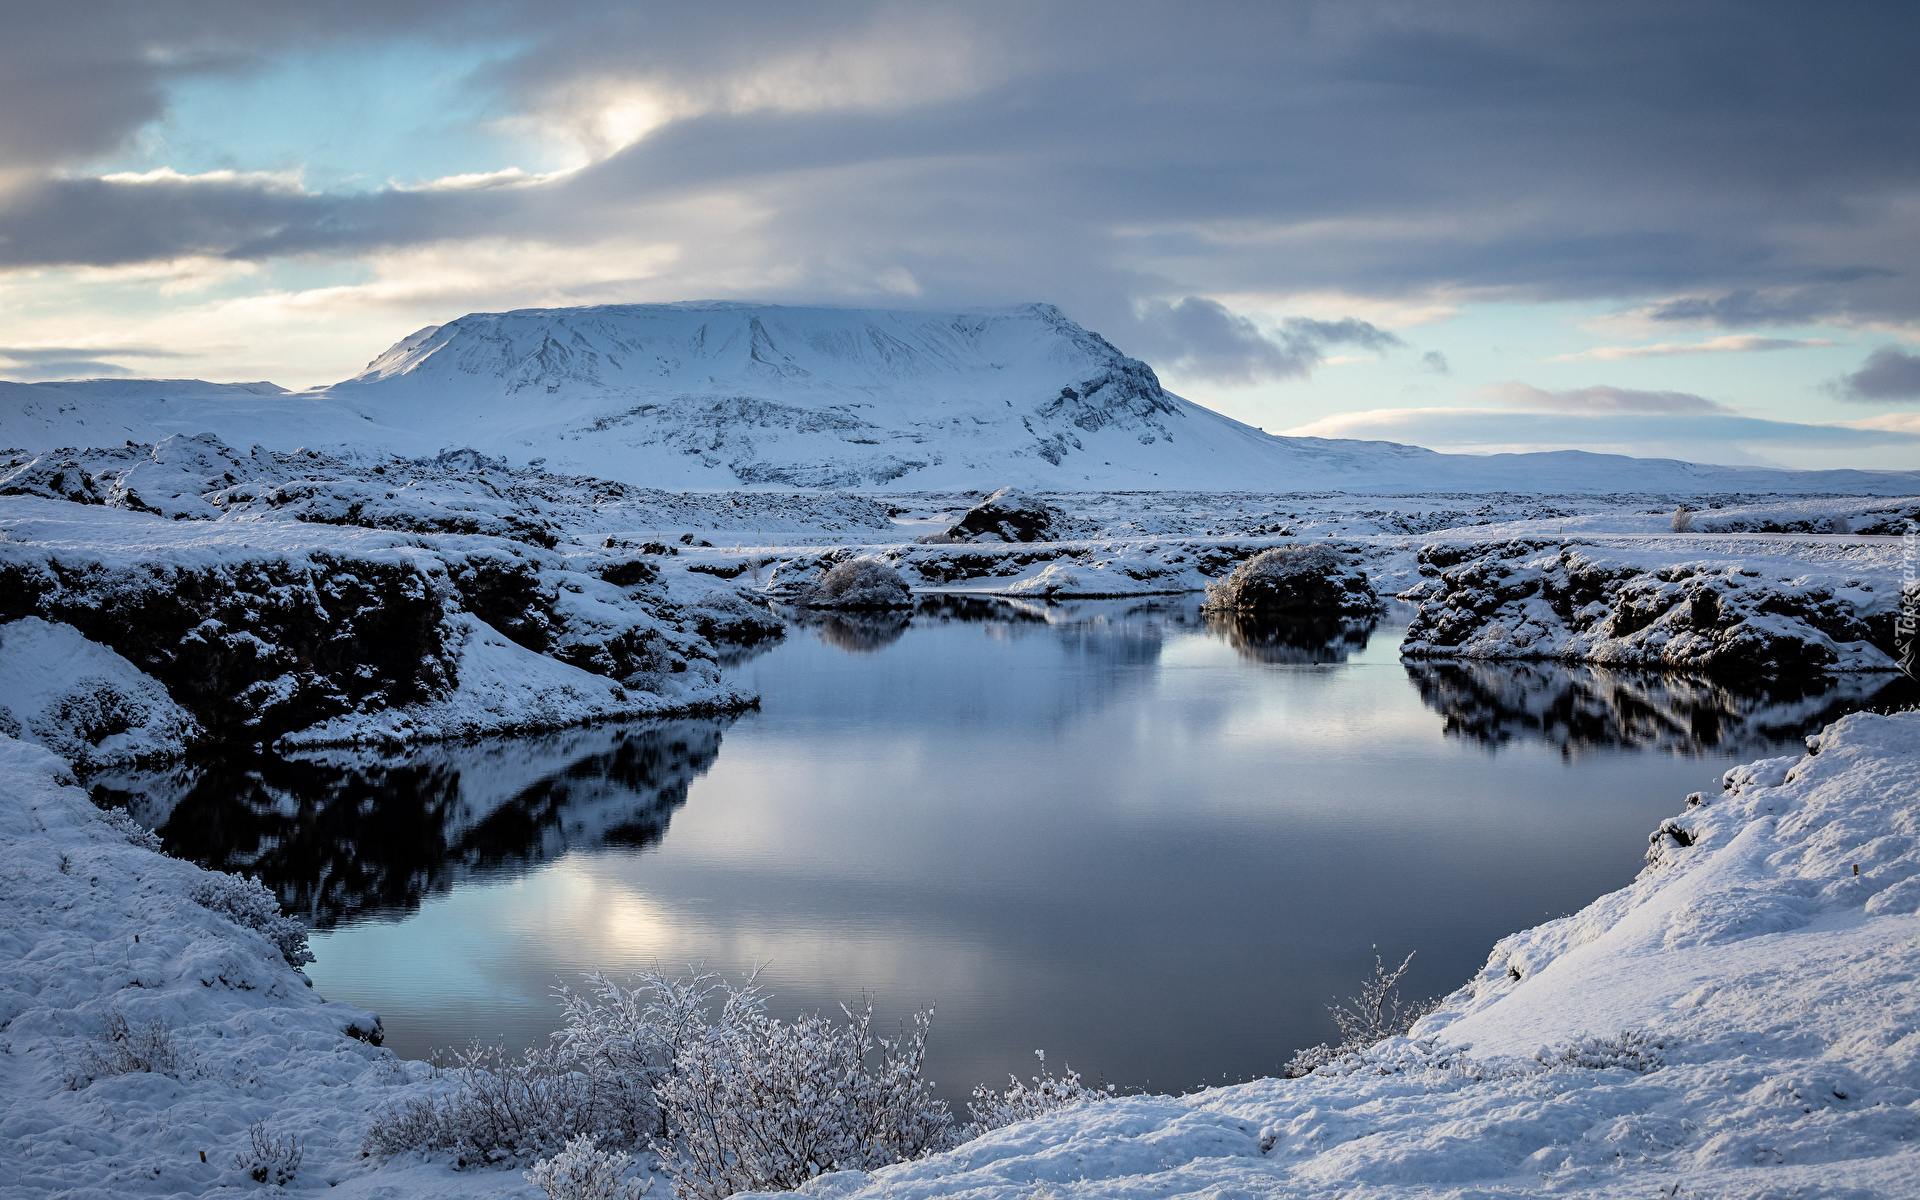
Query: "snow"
7 302 1920 494
0 617 198 768
0 734 537 1200
281 612 752 750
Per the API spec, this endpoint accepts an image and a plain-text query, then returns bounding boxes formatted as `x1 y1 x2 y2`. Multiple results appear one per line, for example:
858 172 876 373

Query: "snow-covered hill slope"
5 302 1918 494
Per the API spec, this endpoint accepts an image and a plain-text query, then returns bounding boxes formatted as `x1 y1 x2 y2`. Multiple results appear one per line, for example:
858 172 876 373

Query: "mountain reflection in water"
88 721 729 928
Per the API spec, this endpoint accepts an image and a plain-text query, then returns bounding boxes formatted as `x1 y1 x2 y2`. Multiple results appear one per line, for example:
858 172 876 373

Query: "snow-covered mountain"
5 301 1916 494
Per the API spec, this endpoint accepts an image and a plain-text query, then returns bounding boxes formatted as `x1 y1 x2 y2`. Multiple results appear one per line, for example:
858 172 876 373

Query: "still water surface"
97 597 1910 1097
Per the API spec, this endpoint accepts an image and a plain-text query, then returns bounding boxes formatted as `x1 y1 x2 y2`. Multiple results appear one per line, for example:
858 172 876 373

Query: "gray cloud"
0 344 189 381
1485 382 1733 415
1832 346 1920 401
1129 298 1403 384
0 1 1918 331
0 345 185 364
1420 351 1451 375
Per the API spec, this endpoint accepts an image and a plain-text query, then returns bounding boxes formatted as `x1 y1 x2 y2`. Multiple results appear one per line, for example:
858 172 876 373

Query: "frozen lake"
96 597 1911 1098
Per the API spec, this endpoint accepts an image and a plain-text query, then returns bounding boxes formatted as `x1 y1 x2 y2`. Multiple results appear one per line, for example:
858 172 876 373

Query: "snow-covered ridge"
0 491 761 757
7 302 1920 493
1399 539 1903 673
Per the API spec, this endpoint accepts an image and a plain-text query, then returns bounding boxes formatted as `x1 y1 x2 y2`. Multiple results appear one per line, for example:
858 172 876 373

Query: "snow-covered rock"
0 617 199 768
931 488 1063 544
796 556 914 610
0 495 752 750
1401 539 1902 673
1201 544 1379 614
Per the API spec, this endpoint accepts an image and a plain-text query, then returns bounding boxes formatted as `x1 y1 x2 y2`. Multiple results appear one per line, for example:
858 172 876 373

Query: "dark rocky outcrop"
1400 541 1897 674
932 488 1060 544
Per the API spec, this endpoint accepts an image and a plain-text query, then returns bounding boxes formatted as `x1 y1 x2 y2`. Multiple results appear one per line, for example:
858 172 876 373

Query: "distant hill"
5 301 1916 494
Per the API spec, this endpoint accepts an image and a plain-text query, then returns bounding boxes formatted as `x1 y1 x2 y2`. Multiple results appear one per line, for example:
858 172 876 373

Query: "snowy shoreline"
5 707 1918 1197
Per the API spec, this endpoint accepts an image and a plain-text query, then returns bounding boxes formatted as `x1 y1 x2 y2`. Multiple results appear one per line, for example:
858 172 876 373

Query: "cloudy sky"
3 0 1918 469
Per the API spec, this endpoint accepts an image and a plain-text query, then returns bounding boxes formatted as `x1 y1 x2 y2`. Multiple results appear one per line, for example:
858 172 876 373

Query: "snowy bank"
0 735 540 1199
743 709 1920 1199
1401 538 1903 673
0 495 754 752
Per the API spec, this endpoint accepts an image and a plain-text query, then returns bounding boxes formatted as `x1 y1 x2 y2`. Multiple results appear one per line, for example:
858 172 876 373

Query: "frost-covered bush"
797 557 914 610
366 969 764 1166
188 872 314 967
651 1001 957 1200
526 1134 653 1200
69 1011 187 1087
370 969 956 1190
552 968 768 1143
1203 545 1377 615
93 803 164 852
1671 504 1694 533
1283 953 1439 1078
966 1051 1112 1133
364 1043 603 1166
235 1121 303 1185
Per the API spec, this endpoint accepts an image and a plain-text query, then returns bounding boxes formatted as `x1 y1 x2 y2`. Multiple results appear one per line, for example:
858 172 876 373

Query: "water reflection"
1405 660 1916 757
790 609 915 653
88 721 729 927
1207 612 1378 665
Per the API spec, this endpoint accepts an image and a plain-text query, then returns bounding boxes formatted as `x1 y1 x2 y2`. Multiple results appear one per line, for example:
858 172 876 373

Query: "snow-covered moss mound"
0 618 200 768
1202 544 1378 615
1401 540 1899 673
797 556 914 609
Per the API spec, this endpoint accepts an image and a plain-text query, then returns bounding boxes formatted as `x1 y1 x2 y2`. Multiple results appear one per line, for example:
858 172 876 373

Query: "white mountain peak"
4 301 1917 494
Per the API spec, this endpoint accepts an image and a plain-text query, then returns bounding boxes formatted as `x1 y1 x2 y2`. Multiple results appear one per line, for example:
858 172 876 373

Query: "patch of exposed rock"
926 487 1059 544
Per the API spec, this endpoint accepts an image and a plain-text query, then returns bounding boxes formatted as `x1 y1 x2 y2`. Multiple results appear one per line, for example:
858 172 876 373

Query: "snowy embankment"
0 493 758 761
747 709 1920 1200
0 735 531 1200
1400 538 1904 673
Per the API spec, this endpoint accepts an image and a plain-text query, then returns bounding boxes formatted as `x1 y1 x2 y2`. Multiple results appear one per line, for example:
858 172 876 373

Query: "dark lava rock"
942 487 1057 544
